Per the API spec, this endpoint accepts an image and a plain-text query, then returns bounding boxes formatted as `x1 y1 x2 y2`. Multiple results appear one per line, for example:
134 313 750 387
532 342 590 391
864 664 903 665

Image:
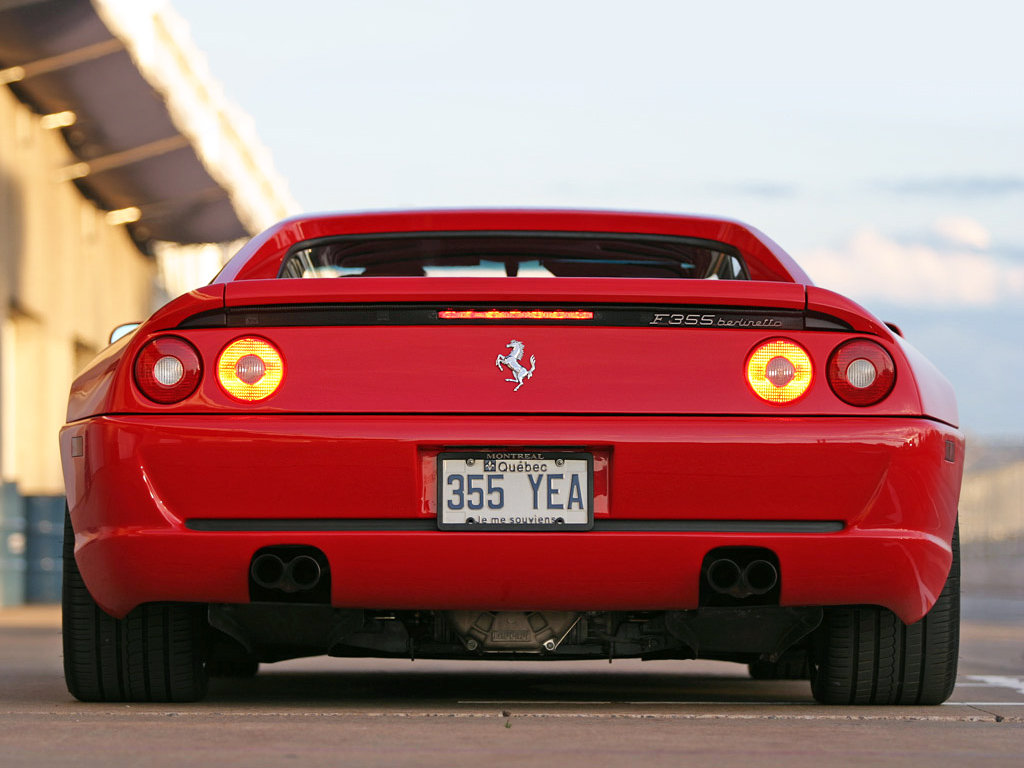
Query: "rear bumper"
60 414 964 622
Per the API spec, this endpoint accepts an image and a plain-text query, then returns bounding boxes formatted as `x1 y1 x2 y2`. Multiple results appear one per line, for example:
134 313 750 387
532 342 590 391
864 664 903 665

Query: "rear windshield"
279 232 748 280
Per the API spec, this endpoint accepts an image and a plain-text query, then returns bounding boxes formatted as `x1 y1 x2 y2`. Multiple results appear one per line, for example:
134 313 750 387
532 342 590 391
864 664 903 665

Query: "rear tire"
62 507 209 702
811 524 960 705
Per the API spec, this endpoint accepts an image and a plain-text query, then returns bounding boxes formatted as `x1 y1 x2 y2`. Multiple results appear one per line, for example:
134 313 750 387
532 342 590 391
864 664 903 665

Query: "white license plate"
437 451 593 531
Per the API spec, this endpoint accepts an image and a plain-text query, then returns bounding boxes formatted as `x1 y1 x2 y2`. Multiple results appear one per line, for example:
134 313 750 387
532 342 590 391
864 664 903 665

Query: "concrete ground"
0 547 1021 768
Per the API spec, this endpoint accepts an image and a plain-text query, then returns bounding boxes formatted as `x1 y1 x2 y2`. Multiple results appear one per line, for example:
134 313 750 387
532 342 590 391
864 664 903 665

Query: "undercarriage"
207 604 824 666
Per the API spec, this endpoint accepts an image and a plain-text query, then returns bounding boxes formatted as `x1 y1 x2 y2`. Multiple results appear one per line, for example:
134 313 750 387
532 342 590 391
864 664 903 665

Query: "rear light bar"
439 309 594 320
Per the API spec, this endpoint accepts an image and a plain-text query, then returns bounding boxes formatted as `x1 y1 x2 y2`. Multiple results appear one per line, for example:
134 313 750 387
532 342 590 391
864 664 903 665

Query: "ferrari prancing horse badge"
495 339 536 392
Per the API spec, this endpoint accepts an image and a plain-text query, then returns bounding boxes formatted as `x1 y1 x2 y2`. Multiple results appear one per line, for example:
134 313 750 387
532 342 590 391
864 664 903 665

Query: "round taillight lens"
746 339 813 404
217 337 285 402
134 336 202 404
828 340 896 406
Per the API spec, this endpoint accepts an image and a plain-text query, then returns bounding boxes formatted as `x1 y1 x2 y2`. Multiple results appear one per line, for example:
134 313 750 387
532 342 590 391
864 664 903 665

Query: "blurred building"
0 0 297 605
961 458 1024 550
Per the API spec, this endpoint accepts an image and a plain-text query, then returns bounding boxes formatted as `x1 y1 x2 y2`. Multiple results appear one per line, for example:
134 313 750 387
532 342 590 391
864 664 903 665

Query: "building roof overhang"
0 0 297 249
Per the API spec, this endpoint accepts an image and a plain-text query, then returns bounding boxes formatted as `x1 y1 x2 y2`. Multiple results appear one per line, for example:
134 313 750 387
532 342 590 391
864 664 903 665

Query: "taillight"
217 337 285 402
134 336 202 404
828 340 896 406
746 339 813 404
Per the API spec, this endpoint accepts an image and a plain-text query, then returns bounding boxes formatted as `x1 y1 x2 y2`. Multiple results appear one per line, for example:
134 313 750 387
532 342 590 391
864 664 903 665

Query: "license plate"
437 451 593 531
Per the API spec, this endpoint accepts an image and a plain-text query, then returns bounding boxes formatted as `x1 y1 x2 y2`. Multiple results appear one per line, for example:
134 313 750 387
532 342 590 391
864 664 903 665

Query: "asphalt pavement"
0 552 1021 768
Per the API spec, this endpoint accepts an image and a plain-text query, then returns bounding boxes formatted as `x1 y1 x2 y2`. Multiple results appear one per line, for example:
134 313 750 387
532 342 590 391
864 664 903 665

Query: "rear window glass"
279 233 748 280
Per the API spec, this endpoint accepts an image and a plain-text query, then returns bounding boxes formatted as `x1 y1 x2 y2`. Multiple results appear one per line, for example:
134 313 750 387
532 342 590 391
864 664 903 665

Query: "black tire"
62 507 209 702
811 523 960 705
749 651 810 680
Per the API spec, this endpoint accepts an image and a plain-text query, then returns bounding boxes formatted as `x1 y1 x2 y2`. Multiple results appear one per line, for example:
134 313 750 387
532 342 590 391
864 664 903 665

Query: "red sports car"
60 210 963 704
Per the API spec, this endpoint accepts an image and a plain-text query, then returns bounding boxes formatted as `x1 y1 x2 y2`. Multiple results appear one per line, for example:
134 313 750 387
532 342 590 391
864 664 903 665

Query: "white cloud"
797 224 1024 308
934 216 991 249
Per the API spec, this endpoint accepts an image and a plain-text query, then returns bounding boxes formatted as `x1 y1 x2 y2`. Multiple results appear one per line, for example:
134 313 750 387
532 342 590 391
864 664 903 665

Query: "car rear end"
60 213 964 704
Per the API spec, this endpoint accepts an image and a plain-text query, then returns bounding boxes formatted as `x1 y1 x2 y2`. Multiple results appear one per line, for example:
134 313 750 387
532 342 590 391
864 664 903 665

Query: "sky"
168 0 1024 438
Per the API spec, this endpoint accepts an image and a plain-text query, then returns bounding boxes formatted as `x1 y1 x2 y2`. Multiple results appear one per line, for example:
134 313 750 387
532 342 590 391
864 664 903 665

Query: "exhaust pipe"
706 558 742 595
251 553 323 593
286 555 322 591
251 553 286 590
706 557 779 598
741 560 778 596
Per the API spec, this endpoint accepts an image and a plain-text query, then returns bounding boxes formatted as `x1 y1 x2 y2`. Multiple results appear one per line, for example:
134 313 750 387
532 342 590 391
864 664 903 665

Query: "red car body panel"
70 325 929 417
66 278 955 423
60 210 964 642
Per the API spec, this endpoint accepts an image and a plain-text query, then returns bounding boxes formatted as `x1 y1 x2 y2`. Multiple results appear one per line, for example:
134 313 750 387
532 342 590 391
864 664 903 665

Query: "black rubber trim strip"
594 519 843 533
178 302 810 330
185 518 844 533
